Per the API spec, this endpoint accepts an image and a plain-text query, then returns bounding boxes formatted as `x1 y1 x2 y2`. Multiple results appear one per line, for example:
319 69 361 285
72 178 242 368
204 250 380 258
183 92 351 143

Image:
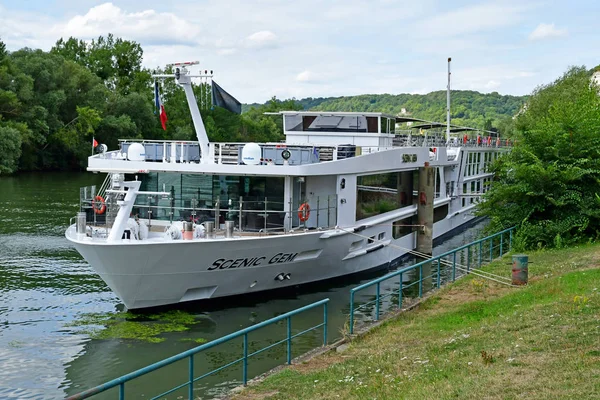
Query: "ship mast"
153 61 214 164
446 57 451 143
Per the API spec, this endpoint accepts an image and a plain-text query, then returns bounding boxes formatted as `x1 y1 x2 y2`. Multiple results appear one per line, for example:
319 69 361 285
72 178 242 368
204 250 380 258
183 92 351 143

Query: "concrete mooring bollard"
511 254 529 285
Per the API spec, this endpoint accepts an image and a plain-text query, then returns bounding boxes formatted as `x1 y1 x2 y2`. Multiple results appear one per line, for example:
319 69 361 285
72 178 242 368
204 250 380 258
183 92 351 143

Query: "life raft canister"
93 195 106 215
298 203 311 222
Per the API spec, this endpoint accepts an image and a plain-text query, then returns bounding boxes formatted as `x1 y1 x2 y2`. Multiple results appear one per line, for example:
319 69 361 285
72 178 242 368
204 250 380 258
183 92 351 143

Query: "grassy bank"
234 244 600 399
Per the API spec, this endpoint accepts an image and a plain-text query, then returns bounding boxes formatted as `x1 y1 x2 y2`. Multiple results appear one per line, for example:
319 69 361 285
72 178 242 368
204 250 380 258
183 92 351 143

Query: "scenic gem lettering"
208 253 299 271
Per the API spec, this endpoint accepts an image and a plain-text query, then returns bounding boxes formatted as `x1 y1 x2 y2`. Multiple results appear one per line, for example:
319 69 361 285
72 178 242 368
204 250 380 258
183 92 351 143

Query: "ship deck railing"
76 191 339 240
89 137 510 166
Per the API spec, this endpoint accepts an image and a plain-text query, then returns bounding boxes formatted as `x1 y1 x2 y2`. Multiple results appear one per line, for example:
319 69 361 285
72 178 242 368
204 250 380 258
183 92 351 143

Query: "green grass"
235 243 600 399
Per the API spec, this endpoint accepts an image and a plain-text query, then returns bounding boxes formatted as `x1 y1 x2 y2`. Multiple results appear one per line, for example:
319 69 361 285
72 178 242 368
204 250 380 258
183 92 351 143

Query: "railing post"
375 282 380 321
316 196 320 228
243 333 248 385
452 251 456 281
119 383 124 400
286 317 293 365
509 229 513 251
264 197 268 232
188 355 194 400
418 265 423 298
500 233 504 257
398 272 403 308
238 196 243 232
436 259 441 288
467 246 470 273
323 302 328 346
479 241 482 268
350 291 355 334
489 237 493 261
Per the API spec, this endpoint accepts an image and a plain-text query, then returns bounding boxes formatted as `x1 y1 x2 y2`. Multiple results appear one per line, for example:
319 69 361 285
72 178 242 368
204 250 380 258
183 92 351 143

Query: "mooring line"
336 226 519 287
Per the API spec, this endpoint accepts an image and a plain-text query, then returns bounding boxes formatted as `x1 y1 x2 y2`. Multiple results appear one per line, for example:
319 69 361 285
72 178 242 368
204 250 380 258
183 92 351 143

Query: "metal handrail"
348 227 515 333
66 299 329 400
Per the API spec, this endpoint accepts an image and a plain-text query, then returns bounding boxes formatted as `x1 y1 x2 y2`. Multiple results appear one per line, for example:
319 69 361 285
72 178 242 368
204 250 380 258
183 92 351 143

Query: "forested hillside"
246 91 526 132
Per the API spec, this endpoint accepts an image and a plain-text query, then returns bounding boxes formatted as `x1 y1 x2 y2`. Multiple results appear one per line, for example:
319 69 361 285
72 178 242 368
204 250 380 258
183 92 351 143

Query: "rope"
336 226 520 288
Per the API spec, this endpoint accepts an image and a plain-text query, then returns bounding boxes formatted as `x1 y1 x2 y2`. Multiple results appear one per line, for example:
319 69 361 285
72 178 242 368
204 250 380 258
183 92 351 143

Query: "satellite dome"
241 143 262 165
127 143 146 161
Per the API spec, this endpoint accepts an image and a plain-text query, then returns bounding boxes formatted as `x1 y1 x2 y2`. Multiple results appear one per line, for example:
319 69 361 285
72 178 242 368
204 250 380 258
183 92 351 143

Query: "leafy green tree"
0 125 22 174
0 37 6 60
52 34 150 95
478 66 600 248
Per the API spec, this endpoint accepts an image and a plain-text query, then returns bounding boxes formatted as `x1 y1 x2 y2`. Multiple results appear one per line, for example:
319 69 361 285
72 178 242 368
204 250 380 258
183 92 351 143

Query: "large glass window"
356 171 415 221
130 173 284 227
284 115 379 133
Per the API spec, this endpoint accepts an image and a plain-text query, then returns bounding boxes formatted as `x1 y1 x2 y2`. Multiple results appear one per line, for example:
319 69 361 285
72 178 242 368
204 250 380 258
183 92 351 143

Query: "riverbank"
233 244 600 399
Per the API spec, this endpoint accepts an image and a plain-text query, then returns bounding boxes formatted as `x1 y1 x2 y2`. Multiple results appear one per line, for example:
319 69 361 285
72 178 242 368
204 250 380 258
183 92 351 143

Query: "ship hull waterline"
66 211 475 310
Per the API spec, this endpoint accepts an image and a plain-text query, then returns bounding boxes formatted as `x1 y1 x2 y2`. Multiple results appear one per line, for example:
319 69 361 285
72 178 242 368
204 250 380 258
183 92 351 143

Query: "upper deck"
87 112 508 176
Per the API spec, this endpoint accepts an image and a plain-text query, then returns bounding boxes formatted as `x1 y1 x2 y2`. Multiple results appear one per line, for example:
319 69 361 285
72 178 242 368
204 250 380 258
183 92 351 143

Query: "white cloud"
217 48 236 56
243 30 278 49
57 3 202 45
484 80 501 89
415 3 528 39
528 23 567 41
296 70 317 83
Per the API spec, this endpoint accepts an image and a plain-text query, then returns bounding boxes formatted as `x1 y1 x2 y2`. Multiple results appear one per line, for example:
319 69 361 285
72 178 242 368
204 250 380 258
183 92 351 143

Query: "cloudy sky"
0 0 598 103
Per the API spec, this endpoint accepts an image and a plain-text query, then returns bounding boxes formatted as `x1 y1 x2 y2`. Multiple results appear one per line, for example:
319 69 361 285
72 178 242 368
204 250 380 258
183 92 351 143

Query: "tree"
52 34 150 95
478 66 600 248
0 37 6 60
0 125 22 174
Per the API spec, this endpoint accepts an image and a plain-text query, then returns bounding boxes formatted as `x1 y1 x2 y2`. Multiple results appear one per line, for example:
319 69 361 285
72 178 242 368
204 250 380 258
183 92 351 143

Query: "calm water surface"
0 172 486 399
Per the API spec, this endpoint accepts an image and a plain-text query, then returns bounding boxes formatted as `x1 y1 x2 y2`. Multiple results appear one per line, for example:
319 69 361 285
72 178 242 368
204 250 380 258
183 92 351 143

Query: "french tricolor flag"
154 80 168 131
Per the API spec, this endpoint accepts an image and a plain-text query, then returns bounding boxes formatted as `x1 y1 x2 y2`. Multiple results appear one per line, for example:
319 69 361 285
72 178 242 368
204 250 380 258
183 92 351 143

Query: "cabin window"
380 117 389 133
392 216 415 239
356 171 415 221
366 117 378 133
434 205 449 223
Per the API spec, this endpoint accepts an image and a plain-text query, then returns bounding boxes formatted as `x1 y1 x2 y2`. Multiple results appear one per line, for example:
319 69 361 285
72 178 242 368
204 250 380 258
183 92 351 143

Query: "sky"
0 0 598 103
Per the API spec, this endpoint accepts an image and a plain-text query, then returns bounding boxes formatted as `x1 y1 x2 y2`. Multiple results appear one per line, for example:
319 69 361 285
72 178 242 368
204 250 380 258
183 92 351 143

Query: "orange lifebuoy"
298 203 310 222
93 195 106 215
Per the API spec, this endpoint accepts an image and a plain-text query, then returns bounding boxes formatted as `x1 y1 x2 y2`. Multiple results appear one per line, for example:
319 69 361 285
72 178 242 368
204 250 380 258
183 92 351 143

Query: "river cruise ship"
65 64 506 309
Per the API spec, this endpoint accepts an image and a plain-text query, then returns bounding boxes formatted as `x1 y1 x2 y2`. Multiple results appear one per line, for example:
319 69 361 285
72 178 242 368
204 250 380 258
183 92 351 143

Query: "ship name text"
208 253 299 270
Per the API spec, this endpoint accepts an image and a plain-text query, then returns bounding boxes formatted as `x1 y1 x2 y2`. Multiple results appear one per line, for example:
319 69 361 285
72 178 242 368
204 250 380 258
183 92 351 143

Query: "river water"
0 172 486 400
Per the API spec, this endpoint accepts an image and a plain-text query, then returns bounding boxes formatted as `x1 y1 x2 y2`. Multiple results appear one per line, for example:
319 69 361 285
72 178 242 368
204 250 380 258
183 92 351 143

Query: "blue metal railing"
66 299 329 400
349 227 515 334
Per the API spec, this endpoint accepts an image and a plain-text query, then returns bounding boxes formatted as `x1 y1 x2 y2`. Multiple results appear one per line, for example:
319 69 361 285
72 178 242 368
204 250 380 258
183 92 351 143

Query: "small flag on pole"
154 80 168 130
93 138 98 148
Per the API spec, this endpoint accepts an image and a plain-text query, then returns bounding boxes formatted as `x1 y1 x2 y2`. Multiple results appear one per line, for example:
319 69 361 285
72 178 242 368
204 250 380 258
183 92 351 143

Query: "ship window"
378 232 385 240
284 114 303 131
392 216 415 239
434 205 449 223
380 117 389 133
367 117 378 133
356 171 414 221
368 235 376 244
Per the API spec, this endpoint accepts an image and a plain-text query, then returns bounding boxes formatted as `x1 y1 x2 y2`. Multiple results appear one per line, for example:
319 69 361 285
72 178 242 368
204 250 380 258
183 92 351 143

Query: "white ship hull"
67 207 476 309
